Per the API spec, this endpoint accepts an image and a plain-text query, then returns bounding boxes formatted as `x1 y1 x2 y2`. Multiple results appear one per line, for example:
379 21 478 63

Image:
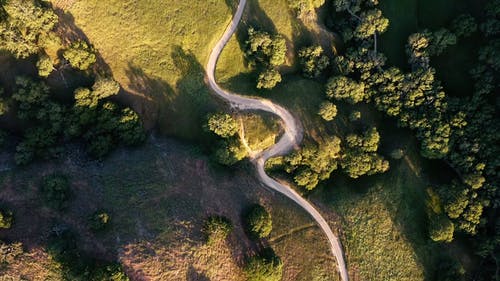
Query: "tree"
202 215 233 243
36 55 54 77
354 9 389 39
0 209 13 229
406 32 431 69
288 0 325 15
206 113 238 138
244 248 283 281
11 77 50 120
41 174 70 210
257 68 282 89
244 204 273 239
298 45 330 78
63 41 97 71
318 101 337 121
92 78 120 100
429 214 455 243
326 76 366 104
341 127 389 178
214 138 247 166
428 28 457 56
451 14 477 38
0 0 58 58
246 28 287 67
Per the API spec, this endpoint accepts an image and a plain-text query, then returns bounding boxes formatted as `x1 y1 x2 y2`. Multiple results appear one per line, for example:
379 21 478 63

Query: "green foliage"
202 215 233 243
89 211 110 231
0 209 13 229
12 76 51 120
47 230 129 281
341 127 389 178
41 174 70 210
355 9 389 39
36 54 54 77
326 76 366 104
318 101 337 121
244 248 283 281
287 0 325 15
257 68 282 90
0 0 58 58
349 110 361 121
246 27 287 67
71 79 145 158
427 28 457 56
451 14 477 38
429 214 454 243
206 113 238 138
63 41 97 71
244 204 272 239
214 138 247 166
298 45 330 78
282 137 341 190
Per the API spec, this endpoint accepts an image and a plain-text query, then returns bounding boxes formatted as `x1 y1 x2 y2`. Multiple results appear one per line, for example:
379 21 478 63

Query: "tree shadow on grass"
166 46 221 143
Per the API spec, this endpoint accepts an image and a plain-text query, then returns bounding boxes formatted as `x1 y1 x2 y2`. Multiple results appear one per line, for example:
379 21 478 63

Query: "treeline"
0 0 145 165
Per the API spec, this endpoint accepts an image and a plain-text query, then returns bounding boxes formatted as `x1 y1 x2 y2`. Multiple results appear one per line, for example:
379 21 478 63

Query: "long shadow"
123 63 175 131
166 46 220 142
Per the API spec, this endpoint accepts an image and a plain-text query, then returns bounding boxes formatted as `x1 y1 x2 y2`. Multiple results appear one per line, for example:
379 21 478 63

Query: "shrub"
244 248 283 281
202 215 233 243
0 209 13 229
41 174 70 209
244 204 272 239
349 110 361 121
89 211 110 231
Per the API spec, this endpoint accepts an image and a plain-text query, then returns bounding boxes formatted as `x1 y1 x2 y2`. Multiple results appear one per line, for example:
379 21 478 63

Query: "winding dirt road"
205 1 348 281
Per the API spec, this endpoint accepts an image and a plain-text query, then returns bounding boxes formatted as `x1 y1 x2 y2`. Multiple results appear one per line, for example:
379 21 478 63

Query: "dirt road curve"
205 1 348 281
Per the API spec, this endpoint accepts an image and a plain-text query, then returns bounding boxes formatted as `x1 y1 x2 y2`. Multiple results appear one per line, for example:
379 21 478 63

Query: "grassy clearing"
318 142 434 281
50 0 235 140
240 113 281 152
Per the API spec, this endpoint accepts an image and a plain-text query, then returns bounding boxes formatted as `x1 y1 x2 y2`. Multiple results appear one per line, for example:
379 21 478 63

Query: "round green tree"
244 204 272 239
